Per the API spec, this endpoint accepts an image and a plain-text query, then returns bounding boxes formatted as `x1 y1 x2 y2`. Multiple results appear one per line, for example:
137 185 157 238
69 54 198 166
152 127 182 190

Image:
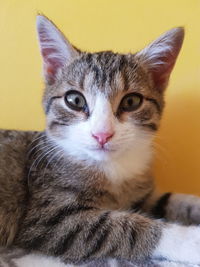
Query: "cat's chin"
85 147 119 162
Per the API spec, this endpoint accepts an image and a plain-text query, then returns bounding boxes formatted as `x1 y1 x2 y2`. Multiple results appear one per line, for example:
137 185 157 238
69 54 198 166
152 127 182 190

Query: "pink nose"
92 132 114 146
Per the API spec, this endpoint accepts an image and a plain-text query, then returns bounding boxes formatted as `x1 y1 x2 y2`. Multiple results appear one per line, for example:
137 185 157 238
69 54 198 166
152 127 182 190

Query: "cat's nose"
92 132 114 146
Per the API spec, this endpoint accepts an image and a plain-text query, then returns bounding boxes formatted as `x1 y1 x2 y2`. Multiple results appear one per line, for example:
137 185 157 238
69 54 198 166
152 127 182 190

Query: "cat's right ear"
36 15 80 84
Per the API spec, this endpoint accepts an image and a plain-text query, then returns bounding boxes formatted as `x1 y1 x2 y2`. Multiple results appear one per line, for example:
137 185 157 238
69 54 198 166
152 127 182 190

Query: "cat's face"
37 16 184 168
43 53 161 164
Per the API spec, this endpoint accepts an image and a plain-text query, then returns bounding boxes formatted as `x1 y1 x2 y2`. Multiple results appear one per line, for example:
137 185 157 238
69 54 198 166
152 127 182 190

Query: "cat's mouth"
89 146 116 153
86 145 121 161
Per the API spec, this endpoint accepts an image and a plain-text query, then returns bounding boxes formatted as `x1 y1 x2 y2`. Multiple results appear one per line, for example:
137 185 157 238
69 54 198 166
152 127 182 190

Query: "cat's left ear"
136 27 184 92
36 15 80 84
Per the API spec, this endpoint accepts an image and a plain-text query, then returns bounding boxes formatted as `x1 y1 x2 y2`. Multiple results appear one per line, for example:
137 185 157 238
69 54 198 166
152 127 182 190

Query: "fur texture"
1 15 200 266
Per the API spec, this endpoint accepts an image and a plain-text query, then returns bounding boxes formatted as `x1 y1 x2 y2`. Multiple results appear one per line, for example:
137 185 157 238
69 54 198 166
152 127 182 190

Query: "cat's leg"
14 206 200 264
0 177 26 246
0 208 23 246
0 130 36 246
144 191 200 225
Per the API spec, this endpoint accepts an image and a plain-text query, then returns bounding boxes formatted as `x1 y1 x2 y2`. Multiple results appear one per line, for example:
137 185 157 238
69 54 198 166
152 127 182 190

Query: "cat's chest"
99 175 153 211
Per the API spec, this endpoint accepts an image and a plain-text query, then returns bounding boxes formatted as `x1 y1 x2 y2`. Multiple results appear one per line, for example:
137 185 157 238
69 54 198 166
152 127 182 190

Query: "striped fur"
2 15 200 266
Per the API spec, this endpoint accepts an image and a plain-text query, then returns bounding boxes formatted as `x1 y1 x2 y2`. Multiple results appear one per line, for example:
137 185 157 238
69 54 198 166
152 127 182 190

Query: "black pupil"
120 93 142 112
75 97 80 105
127 98 133 106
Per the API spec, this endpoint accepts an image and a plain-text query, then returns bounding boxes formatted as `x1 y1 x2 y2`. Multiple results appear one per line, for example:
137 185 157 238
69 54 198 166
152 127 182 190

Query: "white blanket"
0 248 199 267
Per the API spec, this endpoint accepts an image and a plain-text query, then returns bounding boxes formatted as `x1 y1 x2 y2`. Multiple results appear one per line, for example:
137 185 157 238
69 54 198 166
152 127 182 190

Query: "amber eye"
64 90 88 112
119 93 143 112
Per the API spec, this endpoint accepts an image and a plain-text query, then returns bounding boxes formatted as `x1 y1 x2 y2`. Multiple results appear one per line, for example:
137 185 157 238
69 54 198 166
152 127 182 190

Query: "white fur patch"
51 94 154 184
90 94 115 135
108 258 119 267
153 224 200 265
15 253 70 267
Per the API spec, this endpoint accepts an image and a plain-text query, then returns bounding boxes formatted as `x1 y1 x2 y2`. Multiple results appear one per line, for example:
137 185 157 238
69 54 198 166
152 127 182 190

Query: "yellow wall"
0 0 200 194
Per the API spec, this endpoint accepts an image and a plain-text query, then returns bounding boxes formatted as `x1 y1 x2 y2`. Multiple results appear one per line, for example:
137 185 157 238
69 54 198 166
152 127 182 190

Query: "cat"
1 14 200 265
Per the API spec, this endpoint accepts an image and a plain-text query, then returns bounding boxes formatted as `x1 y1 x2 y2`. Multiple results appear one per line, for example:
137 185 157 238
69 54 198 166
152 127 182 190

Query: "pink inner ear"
144 28 184 91
42 47 64 84
45 65 56 81
43 63 58 85
42 46 63 66
37 17 68 85
152 54 176 90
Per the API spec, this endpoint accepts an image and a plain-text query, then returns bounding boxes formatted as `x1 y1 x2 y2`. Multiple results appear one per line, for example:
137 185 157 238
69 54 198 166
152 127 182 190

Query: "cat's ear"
36 15 80 84
136 27 184 92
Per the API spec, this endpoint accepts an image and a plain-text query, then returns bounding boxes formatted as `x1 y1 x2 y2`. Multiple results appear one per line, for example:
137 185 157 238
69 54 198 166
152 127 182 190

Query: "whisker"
27 142 55 159
53 150 66 172
35 145 59 170
27 142 48 157
42 148 63 179
27 143 57 184
153 141 169 166
27 133 45 148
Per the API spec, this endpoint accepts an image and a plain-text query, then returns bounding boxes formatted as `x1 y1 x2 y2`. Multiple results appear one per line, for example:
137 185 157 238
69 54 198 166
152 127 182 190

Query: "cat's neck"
99 147 153 186
38 131 154 187
60 140 154 187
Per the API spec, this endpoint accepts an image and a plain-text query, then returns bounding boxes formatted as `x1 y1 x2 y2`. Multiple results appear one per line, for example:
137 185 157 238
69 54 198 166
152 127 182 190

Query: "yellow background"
0 0 200 194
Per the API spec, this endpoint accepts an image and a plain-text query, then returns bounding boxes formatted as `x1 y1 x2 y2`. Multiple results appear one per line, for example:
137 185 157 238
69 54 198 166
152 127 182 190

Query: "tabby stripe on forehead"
46 96 62 114
151 192 172 218
145 97 161 113
44 205 94 226
121 70 129 91
92 65 101 84
52 225 82 256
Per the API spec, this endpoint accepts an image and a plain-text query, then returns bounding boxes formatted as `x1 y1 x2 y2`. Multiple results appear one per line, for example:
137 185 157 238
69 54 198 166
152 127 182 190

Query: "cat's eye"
64 90 87 112
119 93 143 112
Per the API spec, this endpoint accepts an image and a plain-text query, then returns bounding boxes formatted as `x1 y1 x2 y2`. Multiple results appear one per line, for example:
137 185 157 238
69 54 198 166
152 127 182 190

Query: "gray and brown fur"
0 15 199 265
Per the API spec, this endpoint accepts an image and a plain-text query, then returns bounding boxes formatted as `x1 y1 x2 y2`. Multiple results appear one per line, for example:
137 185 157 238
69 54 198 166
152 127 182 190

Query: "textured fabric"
0 248 198 267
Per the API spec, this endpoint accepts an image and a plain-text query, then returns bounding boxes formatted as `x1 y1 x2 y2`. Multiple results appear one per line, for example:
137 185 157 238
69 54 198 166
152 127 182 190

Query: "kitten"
1 15 200 265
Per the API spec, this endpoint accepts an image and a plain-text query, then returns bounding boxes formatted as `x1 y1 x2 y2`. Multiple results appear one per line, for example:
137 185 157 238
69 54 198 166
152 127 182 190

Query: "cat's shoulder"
0 129 41 147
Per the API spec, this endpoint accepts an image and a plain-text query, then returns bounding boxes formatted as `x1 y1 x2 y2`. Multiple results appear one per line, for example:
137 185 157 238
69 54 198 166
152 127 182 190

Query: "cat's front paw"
153 224 200 264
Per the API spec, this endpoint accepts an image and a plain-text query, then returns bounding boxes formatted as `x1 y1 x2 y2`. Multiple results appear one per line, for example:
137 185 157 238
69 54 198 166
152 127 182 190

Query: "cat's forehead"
63 51 149 97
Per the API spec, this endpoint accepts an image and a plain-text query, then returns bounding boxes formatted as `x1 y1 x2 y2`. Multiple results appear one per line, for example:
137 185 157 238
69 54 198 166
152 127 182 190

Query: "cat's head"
36 15 184 170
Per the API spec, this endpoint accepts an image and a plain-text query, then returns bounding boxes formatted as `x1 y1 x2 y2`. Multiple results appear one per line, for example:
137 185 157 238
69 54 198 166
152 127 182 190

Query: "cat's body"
1 15 200 265
0 129 156 253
